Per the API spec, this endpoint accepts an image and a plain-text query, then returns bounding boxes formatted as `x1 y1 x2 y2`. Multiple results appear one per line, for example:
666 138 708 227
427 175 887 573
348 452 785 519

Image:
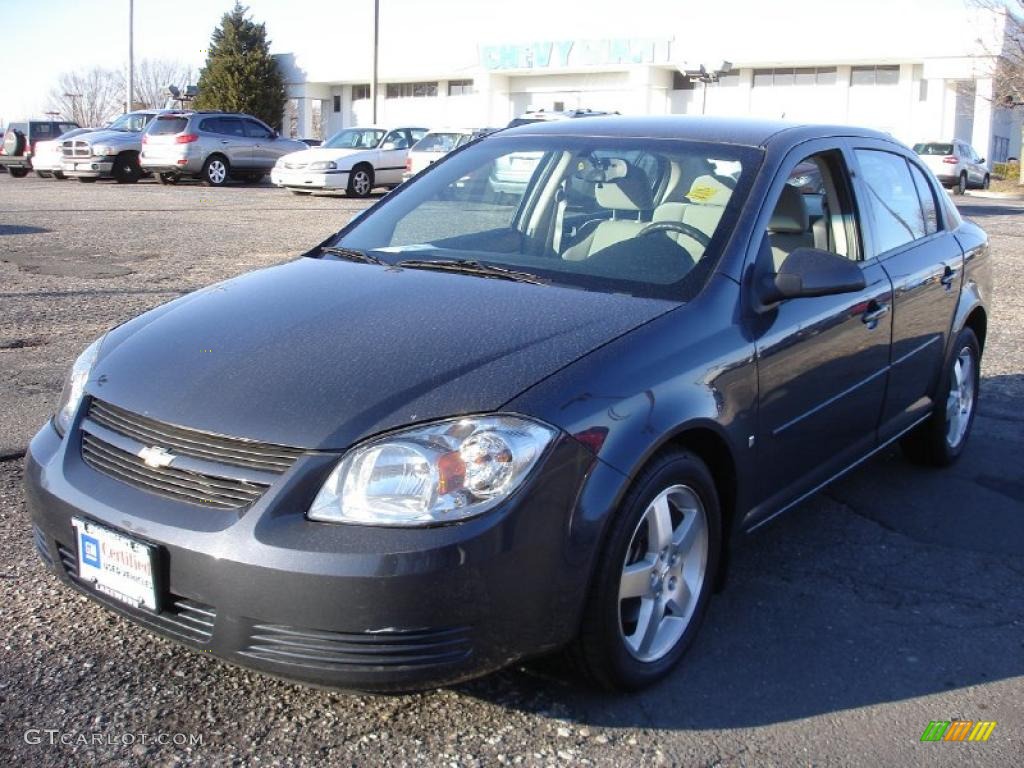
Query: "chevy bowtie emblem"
138 445 175 468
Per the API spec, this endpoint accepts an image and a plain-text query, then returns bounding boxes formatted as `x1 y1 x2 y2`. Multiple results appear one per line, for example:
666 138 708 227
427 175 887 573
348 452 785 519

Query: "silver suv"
61 111 160 183
141 111 306 186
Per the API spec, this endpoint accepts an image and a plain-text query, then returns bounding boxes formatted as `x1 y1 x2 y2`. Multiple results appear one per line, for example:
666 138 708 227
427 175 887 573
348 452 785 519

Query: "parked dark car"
0 119 80 177
26 116 989 692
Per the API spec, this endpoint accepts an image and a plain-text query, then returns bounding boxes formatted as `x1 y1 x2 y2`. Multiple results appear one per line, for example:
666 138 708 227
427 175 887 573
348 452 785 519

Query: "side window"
763 150 861 269
854 149 926 254
907 162 939 235
199 118 216 133
244 119 274 139
382 130 409 150
219 118 246 137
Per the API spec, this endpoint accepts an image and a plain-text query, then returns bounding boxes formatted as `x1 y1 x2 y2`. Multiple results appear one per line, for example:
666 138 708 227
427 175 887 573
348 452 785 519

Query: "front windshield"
335 134 760 299
105 113 153 132
324 128 385 149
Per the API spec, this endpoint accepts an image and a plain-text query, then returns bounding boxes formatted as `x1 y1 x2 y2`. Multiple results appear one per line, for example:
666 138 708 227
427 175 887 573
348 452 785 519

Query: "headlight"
308 160 337 170
308 415 557 526
54 335 105 436
91 145 116 156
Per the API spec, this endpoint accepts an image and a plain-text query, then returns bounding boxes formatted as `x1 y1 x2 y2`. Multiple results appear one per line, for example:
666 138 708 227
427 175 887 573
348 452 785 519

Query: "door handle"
861 302 890 326
940 265 958 289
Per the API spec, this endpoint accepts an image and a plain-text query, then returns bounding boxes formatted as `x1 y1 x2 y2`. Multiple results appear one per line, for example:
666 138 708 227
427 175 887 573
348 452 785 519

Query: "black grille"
81 434 268 509
87 399 303 473
57 541 216 643
33 525 53 566
240 623 473 671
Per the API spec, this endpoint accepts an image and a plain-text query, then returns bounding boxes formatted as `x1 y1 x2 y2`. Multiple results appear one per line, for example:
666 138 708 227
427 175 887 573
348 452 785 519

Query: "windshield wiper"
320 245 389 266
396 259 549 286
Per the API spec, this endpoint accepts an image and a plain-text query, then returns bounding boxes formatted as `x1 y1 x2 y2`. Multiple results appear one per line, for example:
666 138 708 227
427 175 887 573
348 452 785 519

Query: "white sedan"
271 126 427 196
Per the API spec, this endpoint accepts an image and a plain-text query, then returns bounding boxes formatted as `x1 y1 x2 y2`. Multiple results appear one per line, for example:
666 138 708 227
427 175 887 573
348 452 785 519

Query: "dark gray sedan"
25 116 990 692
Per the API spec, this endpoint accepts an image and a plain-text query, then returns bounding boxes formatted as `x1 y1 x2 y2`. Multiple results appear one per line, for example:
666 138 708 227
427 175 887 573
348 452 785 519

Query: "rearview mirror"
758 247 866 305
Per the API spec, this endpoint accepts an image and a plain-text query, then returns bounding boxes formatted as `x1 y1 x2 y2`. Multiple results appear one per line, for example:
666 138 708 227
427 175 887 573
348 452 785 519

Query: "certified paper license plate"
71 518 158 612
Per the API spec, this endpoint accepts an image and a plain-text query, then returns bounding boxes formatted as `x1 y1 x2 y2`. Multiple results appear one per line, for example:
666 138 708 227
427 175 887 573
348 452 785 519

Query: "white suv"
913 140 990 195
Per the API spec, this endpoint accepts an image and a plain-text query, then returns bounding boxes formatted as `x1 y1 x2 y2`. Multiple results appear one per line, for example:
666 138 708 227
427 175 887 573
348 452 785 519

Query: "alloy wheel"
618 484 708 662
945 345 976 449
207 160 227 185
352 170 371 196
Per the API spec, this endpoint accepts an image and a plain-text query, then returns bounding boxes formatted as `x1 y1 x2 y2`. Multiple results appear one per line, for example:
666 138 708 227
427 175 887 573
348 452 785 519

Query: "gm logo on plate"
80 534 101 569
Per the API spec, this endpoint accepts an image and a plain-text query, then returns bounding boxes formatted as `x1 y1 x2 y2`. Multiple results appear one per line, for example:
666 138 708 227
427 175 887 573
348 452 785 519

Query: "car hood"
92 257 674 450
279 147 373 164
77 128 139 147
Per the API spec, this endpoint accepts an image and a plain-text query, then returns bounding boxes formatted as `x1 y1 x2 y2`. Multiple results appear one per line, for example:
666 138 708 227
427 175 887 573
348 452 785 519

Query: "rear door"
376 129 411 185
243 118 279 169
751 141 893 520
849 143 962 441
214 117 253 169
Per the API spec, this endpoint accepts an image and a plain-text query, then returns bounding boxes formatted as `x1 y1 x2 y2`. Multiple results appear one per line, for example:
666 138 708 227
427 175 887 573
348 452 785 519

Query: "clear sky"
0 0 984 124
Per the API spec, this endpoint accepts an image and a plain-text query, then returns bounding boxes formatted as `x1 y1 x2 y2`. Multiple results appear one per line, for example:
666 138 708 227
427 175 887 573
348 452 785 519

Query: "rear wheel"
112 153 142 183
901 327 980 466
982 174 990 190
571 450 720 691
347 165 374 197
9 168 29 178
202 155 230 186
54 171 66 180
955 172 967 195
35 170 52 179
156 172 179 185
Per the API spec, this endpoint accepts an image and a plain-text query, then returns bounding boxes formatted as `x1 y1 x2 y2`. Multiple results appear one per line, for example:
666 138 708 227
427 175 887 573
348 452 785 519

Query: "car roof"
499 115 896 149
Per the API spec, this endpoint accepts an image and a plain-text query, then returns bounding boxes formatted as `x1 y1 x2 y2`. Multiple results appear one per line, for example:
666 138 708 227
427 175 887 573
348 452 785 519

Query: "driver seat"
562 162 654 261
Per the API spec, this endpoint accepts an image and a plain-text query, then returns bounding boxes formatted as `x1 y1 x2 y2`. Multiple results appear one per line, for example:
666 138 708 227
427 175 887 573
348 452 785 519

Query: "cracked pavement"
1 176 1022 766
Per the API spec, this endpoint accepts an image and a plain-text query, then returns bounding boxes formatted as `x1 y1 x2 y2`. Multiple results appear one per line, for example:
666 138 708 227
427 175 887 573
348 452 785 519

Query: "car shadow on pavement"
456 373 1024 730
0 224 51 236
956 202 1024 217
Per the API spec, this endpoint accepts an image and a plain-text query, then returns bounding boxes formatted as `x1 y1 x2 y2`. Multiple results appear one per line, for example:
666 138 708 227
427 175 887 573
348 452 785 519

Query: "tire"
347 165 374 197
9 168 29 178
156 173 179 185
901 327 981 467
982 174 990 190
77 177 97 183
36 170 52 179
112 153 142 184
571 449 721 691
54 171 66 180
290 189 312 196
955 172 967 195
3 129 25 156
202 155 230 186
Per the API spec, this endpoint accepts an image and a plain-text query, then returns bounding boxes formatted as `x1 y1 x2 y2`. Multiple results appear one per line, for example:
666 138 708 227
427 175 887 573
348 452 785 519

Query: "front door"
243 118 278 170
750 145 893 523
850 145 963 441
216 117 253 170
376 129 411 185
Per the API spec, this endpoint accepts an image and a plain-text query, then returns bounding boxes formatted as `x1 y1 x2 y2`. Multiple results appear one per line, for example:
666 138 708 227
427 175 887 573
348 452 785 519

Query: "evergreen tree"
194 2 286 129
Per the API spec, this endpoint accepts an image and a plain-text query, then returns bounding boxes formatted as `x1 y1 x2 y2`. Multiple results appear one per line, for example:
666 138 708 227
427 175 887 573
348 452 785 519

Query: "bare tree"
133 59 194 110
47 68 124 127
973 1 1023 180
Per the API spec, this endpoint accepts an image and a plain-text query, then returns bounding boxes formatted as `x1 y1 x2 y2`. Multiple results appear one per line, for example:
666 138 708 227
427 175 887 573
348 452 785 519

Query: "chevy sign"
480 39 672 71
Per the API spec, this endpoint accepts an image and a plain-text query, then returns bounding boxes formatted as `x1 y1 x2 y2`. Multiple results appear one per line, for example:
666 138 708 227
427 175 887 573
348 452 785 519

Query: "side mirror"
978 157 985 164
758 247 866 305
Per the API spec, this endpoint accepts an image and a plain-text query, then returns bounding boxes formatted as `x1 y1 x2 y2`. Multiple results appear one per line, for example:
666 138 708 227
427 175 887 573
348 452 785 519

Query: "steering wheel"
637 220 711 248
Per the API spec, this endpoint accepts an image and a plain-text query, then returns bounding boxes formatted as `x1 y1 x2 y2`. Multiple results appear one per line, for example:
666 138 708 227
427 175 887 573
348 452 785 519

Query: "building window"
448 79 474 96
332 94 341 113
386 81 438 99
351 84 370 101
850 65 900 86
754 66 836 86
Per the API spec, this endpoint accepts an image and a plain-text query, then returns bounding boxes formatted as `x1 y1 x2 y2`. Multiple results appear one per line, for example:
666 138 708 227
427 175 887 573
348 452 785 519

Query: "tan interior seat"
767 184 813 269
562 163 654 261
650 174 734 257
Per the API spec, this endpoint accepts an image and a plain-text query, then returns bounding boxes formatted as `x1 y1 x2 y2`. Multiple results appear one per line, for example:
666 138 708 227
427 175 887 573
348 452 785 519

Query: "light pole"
371 0 379 123
127 0 135 112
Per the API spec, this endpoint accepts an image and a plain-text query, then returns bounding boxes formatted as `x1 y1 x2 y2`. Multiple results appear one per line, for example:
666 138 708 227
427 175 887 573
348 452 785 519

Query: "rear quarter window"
855 149 928 253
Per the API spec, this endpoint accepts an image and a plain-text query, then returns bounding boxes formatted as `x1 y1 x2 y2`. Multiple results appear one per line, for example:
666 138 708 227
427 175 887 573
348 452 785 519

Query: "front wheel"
36 170 52 179
955 172 967 195
77 177 97 183
347 166 374 197
113 153 142 183
901 327 980 466
9 167 29 178
202 156 230 186
156 172 179 185
571 450 721 691
982 174 990 190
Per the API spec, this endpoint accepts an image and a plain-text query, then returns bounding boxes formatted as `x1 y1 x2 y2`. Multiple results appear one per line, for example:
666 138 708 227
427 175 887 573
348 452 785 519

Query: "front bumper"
62 158 114 178
270 167 349 190
24 414 598 691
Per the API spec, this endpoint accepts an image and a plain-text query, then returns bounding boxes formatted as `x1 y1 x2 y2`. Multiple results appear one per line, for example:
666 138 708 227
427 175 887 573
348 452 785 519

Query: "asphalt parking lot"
1 174 1022 767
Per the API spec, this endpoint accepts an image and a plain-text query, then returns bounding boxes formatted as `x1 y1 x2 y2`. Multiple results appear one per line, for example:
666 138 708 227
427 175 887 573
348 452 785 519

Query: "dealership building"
276 0 1022 163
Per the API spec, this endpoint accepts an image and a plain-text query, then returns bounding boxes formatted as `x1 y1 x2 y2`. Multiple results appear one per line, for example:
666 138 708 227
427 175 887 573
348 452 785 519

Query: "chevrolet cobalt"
26 117 990 691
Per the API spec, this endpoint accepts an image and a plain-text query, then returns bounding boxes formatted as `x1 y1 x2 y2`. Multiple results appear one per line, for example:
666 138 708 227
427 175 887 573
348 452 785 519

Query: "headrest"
768 184 809 233
595 162 653 211
685 174 733 206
